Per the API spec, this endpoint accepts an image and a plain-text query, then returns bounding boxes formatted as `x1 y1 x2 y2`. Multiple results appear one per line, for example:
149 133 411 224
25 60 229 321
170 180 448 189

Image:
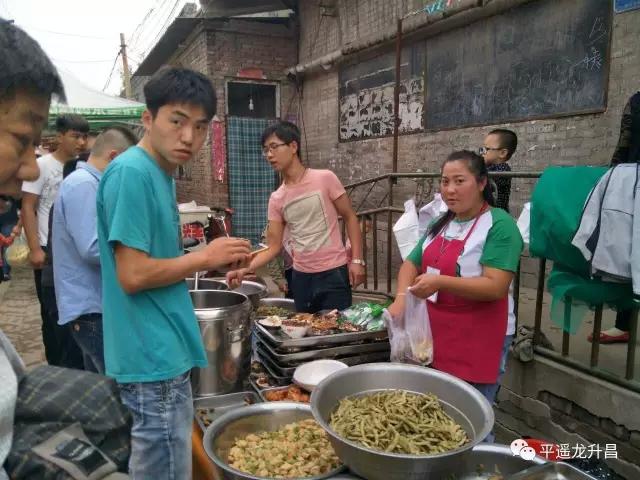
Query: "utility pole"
120 33 133 99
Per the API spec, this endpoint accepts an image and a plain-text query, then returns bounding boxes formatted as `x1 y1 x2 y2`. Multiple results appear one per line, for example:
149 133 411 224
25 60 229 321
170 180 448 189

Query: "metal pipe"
533 258 546 346
344 171 543 189
362 216 368 290
386 177 394 293
513 264 520 327
373 214 379 291
626 308 638 380
562 298 571 357
590 305 603 368
287 0 535 77
392 17 402 174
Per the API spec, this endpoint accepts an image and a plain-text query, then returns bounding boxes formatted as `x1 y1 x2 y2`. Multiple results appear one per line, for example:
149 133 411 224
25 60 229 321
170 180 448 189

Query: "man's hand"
409 274 441 299
199 237 251 271
277 280 288 294
348 263 365 288
226 267 251 289
29 247 46 269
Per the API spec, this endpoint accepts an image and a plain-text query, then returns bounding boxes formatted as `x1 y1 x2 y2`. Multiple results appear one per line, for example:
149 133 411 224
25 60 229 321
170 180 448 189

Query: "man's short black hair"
489 128 518 160
91 126 137 156
55 114 90 134
0 19 65 102
143 66 216 120
261 121 302 159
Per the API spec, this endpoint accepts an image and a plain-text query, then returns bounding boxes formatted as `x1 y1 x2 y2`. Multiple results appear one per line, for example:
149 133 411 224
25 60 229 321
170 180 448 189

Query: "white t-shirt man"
22 154 64 247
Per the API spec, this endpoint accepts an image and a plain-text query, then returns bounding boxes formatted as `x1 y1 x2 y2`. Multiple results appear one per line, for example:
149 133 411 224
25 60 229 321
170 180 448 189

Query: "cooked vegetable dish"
329 390 468 455
263 385 310 403
228 419 340 478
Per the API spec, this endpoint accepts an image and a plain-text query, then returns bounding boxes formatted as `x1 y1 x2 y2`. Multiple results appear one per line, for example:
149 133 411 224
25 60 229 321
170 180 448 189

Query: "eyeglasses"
478 146 504 155
262 142 288 155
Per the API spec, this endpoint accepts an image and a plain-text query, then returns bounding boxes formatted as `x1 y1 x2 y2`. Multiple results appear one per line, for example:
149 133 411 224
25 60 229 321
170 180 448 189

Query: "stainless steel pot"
310 363 495 480
190 290 252 396
203 402 345 480
186 278 228 291
212 278 268 309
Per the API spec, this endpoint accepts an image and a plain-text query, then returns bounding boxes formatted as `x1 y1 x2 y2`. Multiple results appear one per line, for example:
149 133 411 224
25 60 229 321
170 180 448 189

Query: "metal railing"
344 171 640 393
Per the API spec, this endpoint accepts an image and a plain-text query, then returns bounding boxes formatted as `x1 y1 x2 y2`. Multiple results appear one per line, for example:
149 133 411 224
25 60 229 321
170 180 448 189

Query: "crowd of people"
0 15 638 480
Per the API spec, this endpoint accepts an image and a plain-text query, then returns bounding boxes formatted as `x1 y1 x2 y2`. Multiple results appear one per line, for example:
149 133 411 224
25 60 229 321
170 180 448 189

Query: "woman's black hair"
427 150 496 237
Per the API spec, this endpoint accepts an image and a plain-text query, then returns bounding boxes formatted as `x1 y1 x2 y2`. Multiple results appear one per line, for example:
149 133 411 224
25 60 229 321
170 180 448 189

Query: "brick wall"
131 18 298 207
297 0 639 193
296 0 639 286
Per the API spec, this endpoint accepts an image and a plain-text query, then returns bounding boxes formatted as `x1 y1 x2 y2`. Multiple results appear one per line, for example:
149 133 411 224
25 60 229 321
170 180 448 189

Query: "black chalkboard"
425 0 613 130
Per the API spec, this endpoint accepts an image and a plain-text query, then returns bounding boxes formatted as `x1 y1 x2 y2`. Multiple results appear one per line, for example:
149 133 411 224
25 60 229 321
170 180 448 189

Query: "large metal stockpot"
211 278 268 309
186 278 228 291
190 290 252 396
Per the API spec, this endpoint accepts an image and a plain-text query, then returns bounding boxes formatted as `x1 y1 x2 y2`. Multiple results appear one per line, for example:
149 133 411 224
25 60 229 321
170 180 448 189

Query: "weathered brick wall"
298 0 639 192
297 0 639 286
131 18 298 208
202 19 298 207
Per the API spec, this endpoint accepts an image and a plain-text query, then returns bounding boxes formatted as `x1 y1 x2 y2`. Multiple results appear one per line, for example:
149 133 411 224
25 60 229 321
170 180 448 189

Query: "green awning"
49 66 145 130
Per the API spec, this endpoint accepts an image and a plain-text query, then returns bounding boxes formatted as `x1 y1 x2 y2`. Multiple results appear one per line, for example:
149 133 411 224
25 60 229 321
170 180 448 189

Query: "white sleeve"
21 156 46 196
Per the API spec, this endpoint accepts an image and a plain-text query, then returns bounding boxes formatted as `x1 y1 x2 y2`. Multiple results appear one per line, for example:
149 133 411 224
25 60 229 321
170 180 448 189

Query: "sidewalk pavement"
0 268 45 369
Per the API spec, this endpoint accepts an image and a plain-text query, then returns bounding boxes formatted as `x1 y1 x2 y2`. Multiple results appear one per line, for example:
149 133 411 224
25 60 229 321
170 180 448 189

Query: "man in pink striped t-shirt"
227 121 365 313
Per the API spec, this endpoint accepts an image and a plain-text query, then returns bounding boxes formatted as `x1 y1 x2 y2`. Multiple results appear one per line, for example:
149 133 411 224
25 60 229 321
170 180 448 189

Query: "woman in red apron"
388 150 523 402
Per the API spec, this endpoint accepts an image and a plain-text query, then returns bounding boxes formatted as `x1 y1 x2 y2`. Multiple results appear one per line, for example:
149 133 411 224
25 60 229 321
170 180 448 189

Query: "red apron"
421 210 507 384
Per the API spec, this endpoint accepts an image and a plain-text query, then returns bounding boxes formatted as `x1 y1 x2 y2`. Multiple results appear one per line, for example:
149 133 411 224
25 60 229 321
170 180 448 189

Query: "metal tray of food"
254 358 292 386
193 391 260 433
257 343 390 376
257 384 311 403
256 334 390 365
507 462 600 480
254 322 388 350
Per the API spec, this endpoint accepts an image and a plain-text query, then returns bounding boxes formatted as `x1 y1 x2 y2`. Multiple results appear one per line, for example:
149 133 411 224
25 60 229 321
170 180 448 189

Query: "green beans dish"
329 390 469 455
256 305 292 318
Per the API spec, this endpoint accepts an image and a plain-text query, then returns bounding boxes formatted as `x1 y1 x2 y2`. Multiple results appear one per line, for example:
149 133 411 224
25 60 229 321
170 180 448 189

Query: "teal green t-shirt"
97 146 207 383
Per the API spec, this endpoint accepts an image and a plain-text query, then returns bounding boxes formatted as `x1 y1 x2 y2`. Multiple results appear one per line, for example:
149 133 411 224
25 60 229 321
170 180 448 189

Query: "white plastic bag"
517 202 531 245
6 232 30 267
404 292 434 365
383 309 412 363
383 292 433 365
418 193 448 237
393 199 420 260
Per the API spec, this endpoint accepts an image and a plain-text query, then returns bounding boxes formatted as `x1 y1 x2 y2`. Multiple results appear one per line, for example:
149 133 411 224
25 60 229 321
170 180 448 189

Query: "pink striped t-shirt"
268 169 348 273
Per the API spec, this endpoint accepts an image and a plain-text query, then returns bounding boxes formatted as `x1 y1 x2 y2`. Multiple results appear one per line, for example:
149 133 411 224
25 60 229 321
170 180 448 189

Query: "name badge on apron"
425 266 440 303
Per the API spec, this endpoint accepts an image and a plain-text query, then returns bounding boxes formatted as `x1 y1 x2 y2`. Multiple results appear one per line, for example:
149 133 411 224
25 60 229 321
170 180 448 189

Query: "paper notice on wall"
212 119 226 182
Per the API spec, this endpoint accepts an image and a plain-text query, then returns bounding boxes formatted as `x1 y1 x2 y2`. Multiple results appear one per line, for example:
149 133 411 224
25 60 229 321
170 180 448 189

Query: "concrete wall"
497 356 640 479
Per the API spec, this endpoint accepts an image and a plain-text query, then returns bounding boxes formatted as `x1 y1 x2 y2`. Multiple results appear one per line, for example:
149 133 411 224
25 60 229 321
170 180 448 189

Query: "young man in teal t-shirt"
97 67 251 480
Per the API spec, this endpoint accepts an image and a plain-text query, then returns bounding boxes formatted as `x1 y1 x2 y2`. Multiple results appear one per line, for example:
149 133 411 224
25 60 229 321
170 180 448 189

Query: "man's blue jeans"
118 371 193 480
69 313 105 374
